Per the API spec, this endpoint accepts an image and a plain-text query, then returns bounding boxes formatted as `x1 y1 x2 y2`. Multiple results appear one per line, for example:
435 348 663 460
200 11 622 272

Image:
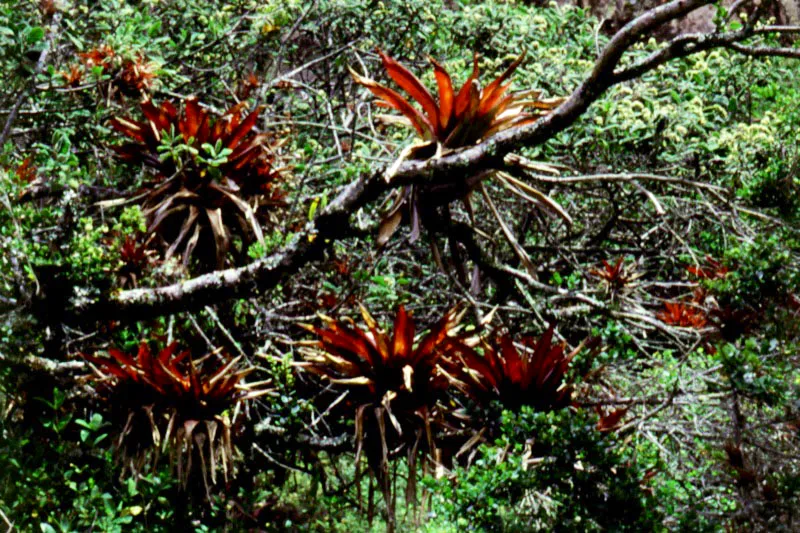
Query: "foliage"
428 407 662 532
2 0 800 531
0 388 176 532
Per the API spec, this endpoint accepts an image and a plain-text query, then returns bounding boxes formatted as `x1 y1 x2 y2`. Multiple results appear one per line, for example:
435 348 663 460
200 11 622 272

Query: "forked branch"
65 0 797 322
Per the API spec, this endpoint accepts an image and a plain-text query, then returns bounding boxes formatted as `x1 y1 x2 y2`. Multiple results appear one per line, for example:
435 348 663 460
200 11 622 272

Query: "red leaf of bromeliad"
453 54 480 119
225 107 261 150
137 342 154 371
110 144 150 166
413 309 455 365
539 346 569 395
155 355 188 392
378 50 439 134
429 57 454 134
478 81 513 119
180 97 205 141
479 50 526 115
316 324 379 367
350 66 434 139
81 353 129 380
528 326 557 388
108 117 148 144
498 335 523 385
140 100 175 134
219 102 249 137
391 305 415 363
161 100 179 123
157 342 180 364
444 80 481 147
144 342 177 388
227 137 266 170
447 339 499 392
108 347 137 369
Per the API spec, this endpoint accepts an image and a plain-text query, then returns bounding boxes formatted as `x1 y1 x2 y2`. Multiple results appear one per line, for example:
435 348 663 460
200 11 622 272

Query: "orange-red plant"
111 98 280 194
116 55 157 96
236 71 261 100
657 301 708 328
298 305 464 520
60 64 84 87
443 325 596 412
596 407 628 432
79 44 115 69
298 305 462 453
352 50 567 252
687 255 731 280
589 257 641 293
351 50 561 149
110 97 282 268
77 45 155 98
14 157 36 183
83 342 269 493
116 234 154 288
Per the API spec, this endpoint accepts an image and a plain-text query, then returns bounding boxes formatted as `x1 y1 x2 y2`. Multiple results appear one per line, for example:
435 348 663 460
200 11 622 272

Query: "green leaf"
308 197 320 221
27 26 45 45
126 477 138 497
147 20 162 37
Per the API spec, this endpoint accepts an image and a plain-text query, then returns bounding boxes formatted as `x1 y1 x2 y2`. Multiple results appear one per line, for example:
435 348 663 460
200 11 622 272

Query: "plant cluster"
298 304 604 527
110 98 283 268
2 0 800 531
82 342 270 496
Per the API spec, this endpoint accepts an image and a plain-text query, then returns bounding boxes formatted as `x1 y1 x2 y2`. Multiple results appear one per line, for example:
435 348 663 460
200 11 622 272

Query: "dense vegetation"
1 0 799 531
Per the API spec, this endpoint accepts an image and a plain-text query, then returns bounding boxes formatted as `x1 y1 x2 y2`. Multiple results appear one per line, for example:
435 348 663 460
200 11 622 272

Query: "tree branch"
63 0 795 323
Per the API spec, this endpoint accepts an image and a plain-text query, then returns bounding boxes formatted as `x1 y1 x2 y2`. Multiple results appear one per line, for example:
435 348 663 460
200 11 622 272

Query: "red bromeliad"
350 50 561 149
351 50 569 257
78 44 115 69
657 301 708 328
589 257 641 294
77 44 155 98
298 305 463 458
297 305 464 523
14 157 36 183
110 97 280 192
116 55 157 96
443 325 596 412
82 342 270 494
687 255 731 280
109 97 283 268
116 234 154 288
60 64 84 88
